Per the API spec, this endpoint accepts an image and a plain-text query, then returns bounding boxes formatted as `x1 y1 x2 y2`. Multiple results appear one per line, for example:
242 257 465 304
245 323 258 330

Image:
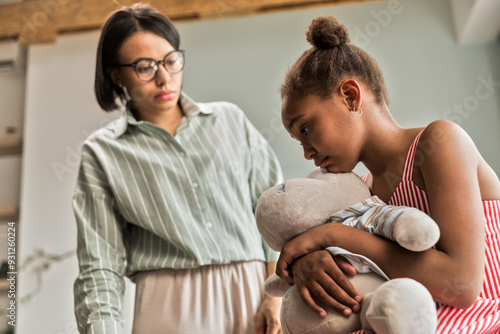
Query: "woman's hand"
254 295 282 334
289 250 362 318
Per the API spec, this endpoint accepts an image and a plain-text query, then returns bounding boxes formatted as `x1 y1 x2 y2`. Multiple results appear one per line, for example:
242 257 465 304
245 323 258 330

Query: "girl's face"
281 93 363 173
110 31 183 116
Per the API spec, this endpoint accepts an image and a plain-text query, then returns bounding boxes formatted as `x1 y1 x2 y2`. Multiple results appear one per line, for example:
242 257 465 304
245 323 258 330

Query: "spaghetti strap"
388 129 430 214
401 129 425 181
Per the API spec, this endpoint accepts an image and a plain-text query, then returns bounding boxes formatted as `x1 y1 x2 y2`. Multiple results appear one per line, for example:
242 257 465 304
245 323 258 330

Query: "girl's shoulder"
420 119 467 142
418 120 477 158
416 120 481 181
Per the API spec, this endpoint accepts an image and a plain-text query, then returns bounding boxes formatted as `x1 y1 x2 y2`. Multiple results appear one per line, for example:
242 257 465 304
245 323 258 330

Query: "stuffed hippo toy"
255 169 439 334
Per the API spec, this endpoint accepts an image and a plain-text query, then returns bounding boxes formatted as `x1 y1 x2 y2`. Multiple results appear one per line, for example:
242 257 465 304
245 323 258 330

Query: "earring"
122 86 131 100
351 107 363 117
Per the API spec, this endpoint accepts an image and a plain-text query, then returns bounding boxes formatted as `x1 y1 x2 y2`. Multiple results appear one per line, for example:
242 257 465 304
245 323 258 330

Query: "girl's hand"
254 295 282 334
276 226 327 284
290 250 362 318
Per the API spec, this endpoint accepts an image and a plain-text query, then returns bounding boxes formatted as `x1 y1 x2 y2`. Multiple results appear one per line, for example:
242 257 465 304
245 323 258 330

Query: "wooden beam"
0 0 382 44
0 137 22 156
0 206 19 222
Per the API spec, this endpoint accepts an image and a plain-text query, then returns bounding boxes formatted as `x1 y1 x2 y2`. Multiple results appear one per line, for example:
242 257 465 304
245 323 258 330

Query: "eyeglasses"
114 50 185 82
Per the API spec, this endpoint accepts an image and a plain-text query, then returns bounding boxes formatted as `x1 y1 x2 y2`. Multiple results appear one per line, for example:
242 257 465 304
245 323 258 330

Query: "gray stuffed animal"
255 169 439 334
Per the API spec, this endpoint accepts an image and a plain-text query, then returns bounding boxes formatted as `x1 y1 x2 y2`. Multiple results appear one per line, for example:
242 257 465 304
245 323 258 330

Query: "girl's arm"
277 120 491 316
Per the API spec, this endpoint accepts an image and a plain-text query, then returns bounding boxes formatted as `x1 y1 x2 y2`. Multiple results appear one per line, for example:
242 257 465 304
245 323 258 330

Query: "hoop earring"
351 107 363 117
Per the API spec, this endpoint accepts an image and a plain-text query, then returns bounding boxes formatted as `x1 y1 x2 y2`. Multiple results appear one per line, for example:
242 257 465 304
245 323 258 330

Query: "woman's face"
110 31 183 116
281 93 363 173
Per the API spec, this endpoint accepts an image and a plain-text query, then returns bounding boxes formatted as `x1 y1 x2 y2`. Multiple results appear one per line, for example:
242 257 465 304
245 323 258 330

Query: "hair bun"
306 15 350 49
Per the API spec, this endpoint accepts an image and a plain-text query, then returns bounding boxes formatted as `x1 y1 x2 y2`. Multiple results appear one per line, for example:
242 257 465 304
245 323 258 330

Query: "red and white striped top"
387 130 431 213
354 130 500 334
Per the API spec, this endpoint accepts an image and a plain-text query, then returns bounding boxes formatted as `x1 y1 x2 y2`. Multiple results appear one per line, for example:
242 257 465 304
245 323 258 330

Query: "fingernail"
355 295 363 303
352 304 360 313
343 308 352 317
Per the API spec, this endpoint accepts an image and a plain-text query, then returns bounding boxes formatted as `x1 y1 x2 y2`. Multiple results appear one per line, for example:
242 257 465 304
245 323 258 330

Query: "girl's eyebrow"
287 115 304 131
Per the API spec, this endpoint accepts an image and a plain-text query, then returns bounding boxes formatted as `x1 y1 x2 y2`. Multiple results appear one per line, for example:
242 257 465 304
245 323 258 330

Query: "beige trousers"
131 261 267 334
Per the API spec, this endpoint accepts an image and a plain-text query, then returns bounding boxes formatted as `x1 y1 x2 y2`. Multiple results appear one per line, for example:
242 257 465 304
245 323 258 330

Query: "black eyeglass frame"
113 49 186 82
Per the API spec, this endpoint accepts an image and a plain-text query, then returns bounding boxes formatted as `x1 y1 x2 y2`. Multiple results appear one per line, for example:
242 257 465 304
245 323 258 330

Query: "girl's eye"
300 126 309 136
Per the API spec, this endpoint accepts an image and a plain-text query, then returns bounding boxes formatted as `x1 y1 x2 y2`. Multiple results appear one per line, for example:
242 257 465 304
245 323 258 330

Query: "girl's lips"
320 158 328 169
316 157 328 168
156 91 175 100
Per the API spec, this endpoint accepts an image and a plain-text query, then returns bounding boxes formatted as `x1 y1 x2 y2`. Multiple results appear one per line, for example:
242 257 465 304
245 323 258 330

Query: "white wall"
12 0 500 333
0 42 25 334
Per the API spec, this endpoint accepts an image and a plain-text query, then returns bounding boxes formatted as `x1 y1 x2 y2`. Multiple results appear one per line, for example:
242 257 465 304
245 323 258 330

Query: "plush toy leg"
360 278 437 334
392 209 440 252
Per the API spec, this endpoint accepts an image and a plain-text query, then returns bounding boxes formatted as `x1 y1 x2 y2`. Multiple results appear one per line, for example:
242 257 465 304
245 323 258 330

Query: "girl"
73 4 283 334
277 15 500 333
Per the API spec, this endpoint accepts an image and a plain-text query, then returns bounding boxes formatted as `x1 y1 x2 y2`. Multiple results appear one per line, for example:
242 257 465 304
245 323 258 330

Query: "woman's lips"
156 91 175 100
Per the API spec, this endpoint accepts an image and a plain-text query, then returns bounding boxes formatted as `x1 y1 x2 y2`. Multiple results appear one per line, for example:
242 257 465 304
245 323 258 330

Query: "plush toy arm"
329 196 440 252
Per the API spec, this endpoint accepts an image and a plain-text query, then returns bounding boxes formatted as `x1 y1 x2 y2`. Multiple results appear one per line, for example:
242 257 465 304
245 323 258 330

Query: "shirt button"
223 258 230 264
206 222 213 229
179 152 185 157
192 182 199 188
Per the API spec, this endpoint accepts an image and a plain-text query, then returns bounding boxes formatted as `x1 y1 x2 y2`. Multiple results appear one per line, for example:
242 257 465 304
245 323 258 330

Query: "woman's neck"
135 104 184 135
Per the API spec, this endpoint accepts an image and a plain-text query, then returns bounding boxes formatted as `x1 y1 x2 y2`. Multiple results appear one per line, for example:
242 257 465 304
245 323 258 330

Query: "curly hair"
281 15 389 105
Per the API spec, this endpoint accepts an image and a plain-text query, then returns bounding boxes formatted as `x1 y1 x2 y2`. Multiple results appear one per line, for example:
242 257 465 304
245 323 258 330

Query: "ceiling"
450 0 500 45
0 0 498 45
0 0 381 44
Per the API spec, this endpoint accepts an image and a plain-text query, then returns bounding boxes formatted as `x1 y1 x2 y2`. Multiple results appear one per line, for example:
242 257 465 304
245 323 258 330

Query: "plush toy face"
255 171 371 251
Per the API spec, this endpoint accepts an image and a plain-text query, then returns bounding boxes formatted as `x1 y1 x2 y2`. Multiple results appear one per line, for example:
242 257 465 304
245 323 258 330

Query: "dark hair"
281 15 389 105
95 3 181 111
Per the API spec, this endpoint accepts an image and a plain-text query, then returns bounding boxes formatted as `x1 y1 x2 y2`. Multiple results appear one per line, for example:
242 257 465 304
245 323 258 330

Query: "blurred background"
0 0 499 332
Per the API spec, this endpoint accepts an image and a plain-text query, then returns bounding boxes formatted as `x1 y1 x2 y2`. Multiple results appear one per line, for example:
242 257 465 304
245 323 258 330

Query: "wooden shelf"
0 207 19 222
0 280 9 292
0 137 22 156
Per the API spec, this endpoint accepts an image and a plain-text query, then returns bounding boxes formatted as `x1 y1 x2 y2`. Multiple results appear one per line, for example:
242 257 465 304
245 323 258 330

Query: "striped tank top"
354 130 500 334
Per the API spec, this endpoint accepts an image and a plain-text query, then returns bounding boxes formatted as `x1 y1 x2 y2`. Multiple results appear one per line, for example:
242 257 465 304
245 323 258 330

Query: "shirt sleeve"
243 111 284 263
73 144 127 334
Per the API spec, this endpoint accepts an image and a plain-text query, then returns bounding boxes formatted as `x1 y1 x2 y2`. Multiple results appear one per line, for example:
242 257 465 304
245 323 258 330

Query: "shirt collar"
108 91 212 138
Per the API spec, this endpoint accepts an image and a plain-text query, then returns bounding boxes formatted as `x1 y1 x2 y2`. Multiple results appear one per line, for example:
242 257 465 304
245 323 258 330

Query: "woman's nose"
155 64 170 86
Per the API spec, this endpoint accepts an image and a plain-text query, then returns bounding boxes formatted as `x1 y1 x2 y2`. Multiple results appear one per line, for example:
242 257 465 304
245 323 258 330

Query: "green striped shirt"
73 92 283 333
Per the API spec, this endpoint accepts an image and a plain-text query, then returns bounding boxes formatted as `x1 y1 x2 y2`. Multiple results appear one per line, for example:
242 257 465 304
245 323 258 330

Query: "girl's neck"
359 106 413 177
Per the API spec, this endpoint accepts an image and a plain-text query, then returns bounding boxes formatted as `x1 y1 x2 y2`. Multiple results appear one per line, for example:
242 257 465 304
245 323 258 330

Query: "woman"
73 4 283 333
